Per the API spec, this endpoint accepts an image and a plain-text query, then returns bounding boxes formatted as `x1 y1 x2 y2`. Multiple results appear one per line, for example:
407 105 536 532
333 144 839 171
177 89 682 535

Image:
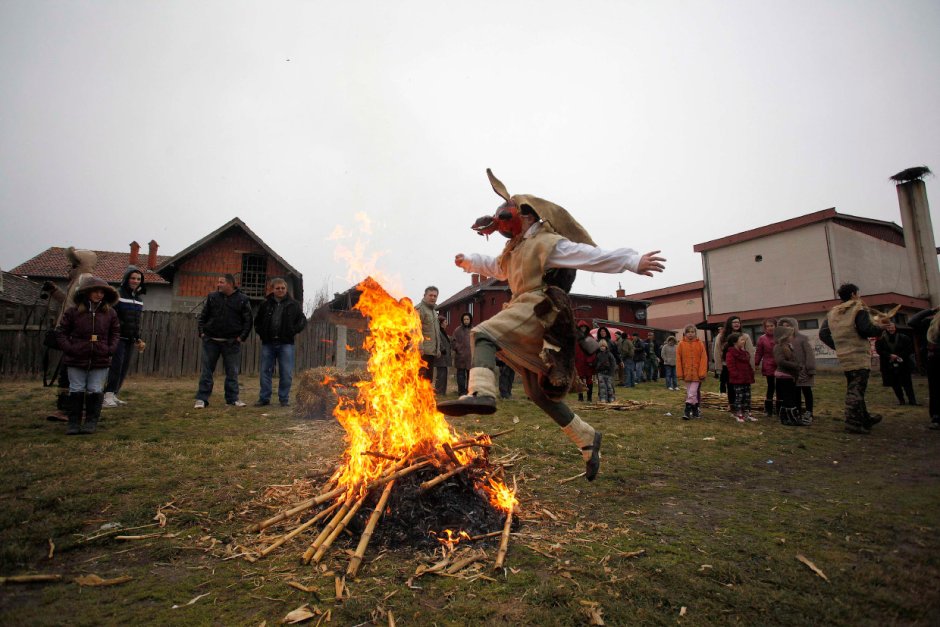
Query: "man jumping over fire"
437 170 665 481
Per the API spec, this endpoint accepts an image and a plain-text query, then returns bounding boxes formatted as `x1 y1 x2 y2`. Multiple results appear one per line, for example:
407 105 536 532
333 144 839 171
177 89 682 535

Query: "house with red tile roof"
9 218 302 313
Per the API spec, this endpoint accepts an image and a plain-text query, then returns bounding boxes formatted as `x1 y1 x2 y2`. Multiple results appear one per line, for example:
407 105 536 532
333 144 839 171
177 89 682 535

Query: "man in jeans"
194 274 253 408
254 278 307 407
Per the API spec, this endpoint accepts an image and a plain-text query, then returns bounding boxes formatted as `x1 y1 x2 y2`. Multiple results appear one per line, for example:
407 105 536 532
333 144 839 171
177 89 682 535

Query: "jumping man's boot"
81 392 103 434
437 367 498 416
561 414 602 481
66 392 84 435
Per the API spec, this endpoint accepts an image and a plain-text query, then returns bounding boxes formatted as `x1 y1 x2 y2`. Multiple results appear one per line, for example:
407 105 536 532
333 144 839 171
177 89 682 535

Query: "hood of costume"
773 325 794 343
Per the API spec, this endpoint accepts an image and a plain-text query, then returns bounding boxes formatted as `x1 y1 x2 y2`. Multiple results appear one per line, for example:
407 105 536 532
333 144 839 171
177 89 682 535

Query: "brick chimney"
129 241 140 266
147 240 159 270
471 274 480 286
615 288 626 298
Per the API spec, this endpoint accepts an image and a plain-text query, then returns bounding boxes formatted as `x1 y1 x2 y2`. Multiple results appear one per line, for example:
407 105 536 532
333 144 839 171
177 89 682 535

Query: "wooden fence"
0 310 370 379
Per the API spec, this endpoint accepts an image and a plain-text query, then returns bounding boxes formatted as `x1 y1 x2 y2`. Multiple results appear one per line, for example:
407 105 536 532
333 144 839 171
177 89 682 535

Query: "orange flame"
487 478 518 512
332 277 461 491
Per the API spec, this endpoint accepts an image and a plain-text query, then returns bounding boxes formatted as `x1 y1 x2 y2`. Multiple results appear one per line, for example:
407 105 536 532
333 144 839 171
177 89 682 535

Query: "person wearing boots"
54 276 120 435
44 247 99 421
820 283 891 434
778 317 816 423
437 169 665 481
103 266 146 408
676 325 707 420
875 320 917 406
575 321 597 402
773 324 804 426
452 313 473 396
754 318 778 418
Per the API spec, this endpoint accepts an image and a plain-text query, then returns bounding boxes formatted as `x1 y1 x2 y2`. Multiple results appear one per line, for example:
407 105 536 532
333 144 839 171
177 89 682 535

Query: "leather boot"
437 367 498 416
764 400 774 417
81 392 103 434
561 415 602 481
66 392 84 435
682 402 692 420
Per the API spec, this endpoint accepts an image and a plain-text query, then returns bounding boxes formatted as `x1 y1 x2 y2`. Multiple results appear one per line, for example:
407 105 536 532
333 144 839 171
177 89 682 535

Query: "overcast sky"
2 1 938 305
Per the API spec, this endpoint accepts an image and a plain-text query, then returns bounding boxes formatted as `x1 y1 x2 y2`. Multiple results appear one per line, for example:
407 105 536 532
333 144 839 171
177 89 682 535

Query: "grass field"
0 372 938 626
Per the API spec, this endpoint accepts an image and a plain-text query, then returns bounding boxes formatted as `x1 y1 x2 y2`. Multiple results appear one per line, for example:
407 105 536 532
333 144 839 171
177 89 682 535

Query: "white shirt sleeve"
460 253 507 279
546 239 641 274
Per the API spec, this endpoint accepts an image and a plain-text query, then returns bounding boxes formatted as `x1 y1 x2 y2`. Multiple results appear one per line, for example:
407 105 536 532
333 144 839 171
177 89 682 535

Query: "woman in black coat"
875 321 917 405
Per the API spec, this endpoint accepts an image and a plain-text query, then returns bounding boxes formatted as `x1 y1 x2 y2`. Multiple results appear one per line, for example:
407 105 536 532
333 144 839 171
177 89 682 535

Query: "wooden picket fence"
0 309 369 379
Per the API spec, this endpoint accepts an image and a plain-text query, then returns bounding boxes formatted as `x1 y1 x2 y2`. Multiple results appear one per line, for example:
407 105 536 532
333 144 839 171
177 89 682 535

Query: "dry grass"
0 371 938 625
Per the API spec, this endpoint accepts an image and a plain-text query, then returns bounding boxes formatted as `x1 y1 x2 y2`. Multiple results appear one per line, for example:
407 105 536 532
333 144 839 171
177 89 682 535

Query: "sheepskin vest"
827 300 872 371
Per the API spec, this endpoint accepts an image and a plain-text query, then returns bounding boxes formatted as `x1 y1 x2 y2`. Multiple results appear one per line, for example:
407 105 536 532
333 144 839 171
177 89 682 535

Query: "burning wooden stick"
494 478 517 570
249 485 345 533
312 494 367 564
367 459 431 490
347 479 395 577
259 501 341 558
418 463 472 493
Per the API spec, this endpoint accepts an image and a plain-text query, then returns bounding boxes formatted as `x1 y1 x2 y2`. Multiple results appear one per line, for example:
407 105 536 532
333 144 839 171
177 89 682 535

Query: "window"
743 325 762 342
606 306 620 322
798 319 819 330
241 253 267 298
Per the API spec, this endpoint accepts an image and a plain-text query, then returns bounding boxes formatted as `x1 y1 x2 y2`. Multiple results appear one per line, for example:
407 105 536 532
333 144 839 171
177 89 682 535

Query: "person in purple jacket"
55 276 120 435
754 318 778 417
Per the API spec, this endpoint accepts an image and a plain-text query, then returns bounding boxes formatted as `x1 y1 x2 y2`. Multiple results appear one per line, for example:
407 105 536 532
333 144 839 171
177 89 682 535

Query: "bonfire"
249 277 518 576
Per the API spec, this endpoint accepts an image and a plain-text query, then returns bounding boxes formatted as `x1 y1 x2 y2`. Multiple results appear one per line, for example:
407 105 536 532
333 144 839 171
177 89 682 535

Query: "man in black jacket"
194 274 253 408
254 278 307 406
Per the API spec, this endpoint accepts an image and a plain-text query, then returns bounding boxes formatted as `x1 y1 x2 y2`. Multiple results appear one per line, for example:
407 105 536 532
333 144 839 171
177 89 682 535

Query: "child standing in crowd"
55 276 120 435
779 317 816 423
575 321 596 402
661 336 678 390
676 325 708 420
754 318 778 417
594 339 617 403
773 324 806 426
726 332 757 422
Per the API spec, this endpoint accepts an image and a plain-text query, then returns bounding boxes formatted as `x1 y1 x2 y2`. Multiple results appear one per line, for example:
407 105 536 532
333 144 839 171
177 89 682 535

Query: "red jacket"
754 332 777 377
726 346 755 385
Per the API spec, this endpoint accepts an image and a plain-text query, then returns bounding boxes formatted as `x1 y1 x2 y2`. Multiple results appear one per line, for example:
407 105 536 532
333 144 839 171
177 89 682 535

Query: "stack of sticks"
248 429 517 577
698 390 764 412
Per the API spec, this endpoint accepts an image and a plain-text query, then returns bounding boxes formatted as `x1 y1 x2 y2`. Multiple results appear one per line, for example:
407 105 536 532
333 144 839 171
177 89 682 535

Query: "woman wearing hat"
55 276 120 435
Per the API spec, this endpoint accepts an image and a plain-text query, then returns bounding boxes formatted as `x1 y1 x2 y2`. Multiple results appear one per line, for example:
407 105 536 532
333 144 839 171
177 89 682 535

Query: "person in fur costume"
44 247 99 421
437 169 665 481
820 283 890 434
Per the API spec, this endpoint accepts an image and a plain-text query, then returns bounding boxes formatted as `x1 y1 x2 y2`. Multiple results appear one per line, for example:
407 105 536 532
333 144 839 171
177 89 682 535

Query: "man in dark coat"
254 278 307 407
194 274 253 408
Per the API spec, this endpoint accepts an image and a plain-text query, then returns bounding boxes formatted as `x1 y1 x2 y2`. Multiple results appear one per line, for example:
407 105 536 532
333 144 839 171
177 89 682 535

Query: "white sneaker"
103 392 119 408
114 396 128 405
194 400 206 409
229 400 247 407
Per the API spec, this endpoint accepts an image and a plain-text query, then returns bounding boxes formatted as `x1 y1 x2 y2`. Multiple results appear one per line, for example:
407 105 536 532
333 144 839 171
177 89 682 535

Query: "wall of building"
169 230 290 312
828 222 914 296
645 291 704 333
705 222 834 315
142 285 174 312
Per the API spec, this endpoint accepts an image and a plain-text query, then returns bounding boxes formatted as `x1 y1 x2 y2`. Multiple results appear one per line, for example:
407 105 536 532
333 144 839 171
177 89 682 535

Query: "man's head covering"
486 169 597 246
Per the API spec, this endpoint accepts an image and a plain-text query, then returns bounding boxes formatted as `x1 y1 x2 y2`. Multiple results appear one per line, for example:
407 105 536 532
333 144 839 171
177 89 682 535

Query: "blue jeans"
622 364 635 387
664 365 677 389
68 367 109 393
105 338 134 394
260 342 296 404
197 338 241 404
633 359 645 382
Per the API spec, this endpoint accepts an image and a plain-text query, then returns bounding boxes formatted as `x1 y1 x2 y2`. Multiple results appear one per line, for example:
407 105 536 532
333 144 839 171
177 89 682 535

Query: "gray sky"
2 1 939 304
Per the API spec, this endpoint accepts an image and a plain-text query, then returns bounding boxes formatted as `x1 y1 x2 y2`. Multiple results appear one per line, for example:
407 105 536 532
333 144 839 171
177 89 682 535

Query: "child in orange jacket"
675 324 708 420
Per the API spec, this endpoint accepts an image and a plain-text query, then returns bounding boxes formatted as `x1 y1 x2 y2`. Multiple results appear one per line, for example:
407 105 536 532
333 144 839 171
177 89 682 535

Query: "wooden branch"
467 531 502 542
494 478 516 570
418 463 471 493
445 551 485 575
313 495 366 564
366 459 431 490
361 451 399 462
441 442 462 466
249 485 346 533
302 497 353 564
0 574 63 585
259 501 341 558
346 479 395 578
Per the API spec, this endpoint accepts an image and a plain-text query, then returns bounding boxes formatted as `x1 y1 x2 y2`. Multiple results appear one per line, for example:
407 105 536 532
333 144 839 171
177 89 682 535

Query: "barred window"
798 319 819 330
241 253 267 299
